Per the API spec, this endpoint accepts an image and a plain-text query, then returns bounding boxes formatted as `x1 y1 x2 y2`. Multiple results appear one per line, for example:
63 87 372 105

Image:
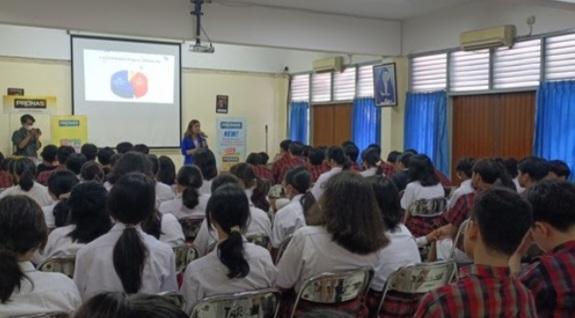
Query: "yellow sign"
51 115 88 152
3 95 57 113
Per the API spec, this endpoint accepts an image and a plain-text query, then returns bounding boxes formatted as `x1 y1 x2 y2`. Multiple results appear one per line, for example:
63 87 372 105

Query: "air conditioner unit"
313 56 344 73
460 25 516 51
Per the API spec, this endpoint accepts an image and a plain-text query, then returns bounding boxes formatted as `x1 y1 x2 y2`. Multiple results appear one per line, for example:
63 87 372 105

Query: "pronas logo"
220 122 243 129
14 99 47 109
59 120 80 127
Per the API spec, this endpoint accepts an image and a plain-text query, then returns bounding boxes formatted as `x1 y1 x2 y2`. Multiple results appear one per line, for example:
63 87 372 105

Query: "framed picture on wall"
216 95 229 114
373 63 398 107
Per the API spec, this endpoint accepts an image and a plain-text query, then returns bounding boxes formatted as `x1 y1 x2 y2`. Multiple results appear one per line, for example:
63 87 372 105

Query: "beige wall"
380 57 408 157
0 57 289 168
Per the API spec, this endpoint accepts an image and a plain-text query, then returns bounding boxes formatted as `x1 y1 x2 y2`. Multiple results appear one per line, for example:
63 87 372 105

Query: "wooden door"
333 104 353 145
312 103 352 146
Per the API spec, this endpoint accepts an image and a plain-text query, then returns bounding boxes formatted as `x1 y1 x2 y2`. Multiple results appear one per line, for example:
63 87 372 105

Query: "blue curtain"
288 101 309 143
404 91 449 175
352 97 381 153
534 81 575 181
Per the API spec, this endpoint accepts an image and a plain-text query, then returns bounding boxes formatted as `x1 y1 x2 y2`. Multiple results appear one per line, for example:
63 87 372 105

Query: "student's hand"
509 231 533 276
425 230 440 243
435 225 455 240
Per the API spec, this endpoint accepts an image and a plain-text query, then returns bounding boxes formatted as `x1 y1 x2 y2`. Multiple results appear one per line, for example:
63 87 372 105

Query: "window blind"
546 33 575 81
493 39 541 89
312 72 332 103
411 53 447 92
450 49 490 92
333 67 356 101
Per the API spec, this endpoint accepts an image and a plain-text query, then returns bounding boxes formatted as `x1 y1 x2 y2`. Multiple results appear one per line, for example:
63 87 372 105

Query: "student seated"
230 163 271 212
360 147 383 178
148 154 176 205
0 152 12 188
384 150 402 177
74 173 178 300
510 180 575 317
503 158 523 193
80 143 98 162
0 195 81 316
276 172 388 316
37 144 59 175
180 184 277 313
97 146 115 175
43 170 79 228
272 140 306 184
343 142 361 172
115 141 133 154
391 152 413 192
39 181 112 262
306 147 329 182
271 166 311 248
448 157 474 209
37 145 75 185
157 155 177 187
193 148 218 195
74 292 187 318
547 160 571 181
414 188 537 317
80 161 105 183
310 146 349 200
517 156 549 192
0 157 53 207
247 152 274 182
159 165 206 219
66 153 88 176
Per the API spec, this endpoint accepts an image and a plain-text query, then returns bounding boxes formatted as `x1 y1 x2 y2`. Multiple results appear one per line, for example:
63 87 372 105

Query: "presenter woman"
181 119 208 165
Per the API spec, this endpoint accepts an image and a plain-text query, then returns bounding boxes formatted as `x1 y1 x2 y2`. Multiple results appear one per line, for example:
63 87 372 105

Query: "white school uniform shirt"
160 213 186 247
159 197 206 220
42 202 58 229
271 194 306 248
311 167 342 200
371 224 421 291
180 242 278 314
514 177 526 194
73 223 178 300
39 224 86 263
0 182 54 207
360 167 379 178
447 179 474 209
276 225 380 292
156 182 176 205
400 181 445 210
199 179 213 196
0 261 82 317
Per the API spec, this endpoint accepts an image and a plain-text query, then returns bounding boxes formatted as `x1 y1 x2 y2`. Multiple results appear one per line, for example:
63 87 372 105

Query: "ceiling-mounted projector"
190 42 215 53
190 0 214 54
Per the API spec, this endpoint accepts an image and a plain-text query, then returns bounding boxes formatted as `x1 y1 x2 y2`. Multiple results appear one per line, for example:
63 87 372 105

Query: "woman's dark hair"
147 155 159 176
97 147 115 166
81 144 99 161
107 173 155 294
206 184 250 279
57 146 76 165
456 157 475 179
177 166 203 209
327 146 350 169
473 159 515 190
184 119 201 138
48 170 80 227
193 149 217 181
81 161 105 183
10 157 37 191
68 182 112 243
41 145 58 163
133 144 150 155
285 166 311 194
108 152 153 184
66 153 88 175
157 156 176 186
210 173 242 193
0 196 48 303
116 142 134 154
259 152 269 165
246 153 262 165
503 158 519 179
308 171 388 254
230 163 270 211
367 176 402 230
407 154 439 187
74 292 188 318
362 148 384 176
343 144 359 163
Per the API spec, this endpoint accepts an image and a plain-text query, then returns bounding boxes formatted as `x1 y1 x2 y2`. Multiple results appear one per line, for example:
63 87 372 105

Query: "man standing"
12 114 41 158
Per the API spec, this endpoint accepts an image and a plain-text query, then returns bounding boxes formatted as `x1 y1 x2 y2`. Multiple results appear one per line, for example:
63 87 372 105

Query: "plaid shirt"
415 265 537 318
436 169 452 187
351 162 363 172
36 165 65 186
252 164 273 183
519 240 575 318
0 171 12 189
308 163 330 183
380 161 396 177
405 215 447 238
367 290 421 318
271 154 305 184
442 192 476 228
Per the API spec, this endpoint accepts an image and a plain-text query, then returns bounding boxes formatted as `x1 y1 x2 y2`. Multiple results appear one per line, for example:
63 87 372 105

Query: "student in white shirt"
80 161 105 183
360 147 383 178
193 148 218 195
74 173 178 300
271 166 311 248
181 184 277 314
447 157 475 209
75 292 188 318
159 165 206 220
43 170 79 228
400 154 445 211
277 172 389 293
0 195 81 316
0 157 53 207
40 181 112 262
148 154 176 205
230 163 271 212
311 146 349 200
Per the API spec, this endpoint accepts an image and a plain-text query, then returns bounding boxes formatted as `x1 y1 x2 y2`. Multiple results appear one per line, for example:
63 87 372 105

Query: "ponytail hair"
0 196 47 303
206 184 250 279
285 166 311 194
177 166 203 210
11 158 36 191
107 173 155 294
230 163 270 211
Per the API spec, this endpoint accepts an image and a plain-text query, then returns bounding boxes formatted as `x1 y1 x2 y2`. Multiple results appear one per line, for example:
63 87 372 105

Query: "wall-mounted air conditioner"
460 25 516 51
313 56 344 73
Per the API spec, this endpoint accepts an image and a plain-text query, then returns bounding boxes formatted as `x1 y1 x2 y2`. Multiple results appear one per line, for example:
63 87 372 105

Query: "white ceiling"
214 0 478 20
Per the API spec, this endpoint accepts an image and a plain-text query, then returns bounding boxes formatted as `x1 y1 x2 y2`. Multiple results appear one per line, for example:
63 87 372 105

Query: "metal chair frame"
37 256 76 278
190 288 281 318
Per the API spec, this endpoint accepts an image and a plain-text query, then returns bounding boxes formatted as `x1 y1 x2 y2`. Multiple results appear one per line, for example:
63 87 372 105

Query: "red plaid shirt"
415 265 537 318
351 162 363 172
405 215 447 238
380 161 396 177
0 171 12 189
36 165 65 186
367 290 421 318
519 240 575 318
443 192 476 228
436 169 452 187
252 164 273 183
308 163 330 183
271 154 305 184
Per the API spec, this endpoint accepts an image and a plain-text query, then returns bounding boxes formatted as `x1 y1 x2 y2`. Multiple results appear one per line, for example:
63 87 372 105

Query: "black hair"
66 153 88 175
472 188 533 255
10 157 37 191
518 157 549 182
456 157 475 179
48 170 79 227
367 144 382 157
362 148 381 169
133 144 150 155
116 142 134 154
40 145 58 162
280 139 292 152
81 161 105 182
210 173 242 193
108 173 155 294
147 154 159 175
343 144 359 163
503 158 519 179
308 148 325 166
386 151 401 163
289 142 305 156
246 153 262 165
157 156 176 186
548 160 571 179
0 152 4 172
68 182 112 243
0 196 47 303
341 140 355 148
473 159 515 190
108 152 153 184
97 147 115 166
230 163 270 211
74 292 188 318
177 166 203 210
398 152 414 168
259 152 269 165
57 146 76 165
285 166 311 194
367 176 402 230
527 180 575 232
206 184 250 279
193 148 218 181
81 144 98 161
302 145 313 158
408 155 439 187
20 114 35 124
327 146 350 169
404 149 418 155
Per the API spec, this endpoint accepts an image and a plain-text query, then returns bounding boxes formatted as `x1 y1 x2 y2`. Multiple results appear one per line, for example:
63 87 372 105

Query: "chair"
179 217 204 242
10 313 69 318
290 268 373 318
450 219 470 259
173 245 199 274
404 197 448 238
374 260 457 316
158 291 185 310
190 288 281 318
274 235 292 264
246 234 271 250
38 257 75 278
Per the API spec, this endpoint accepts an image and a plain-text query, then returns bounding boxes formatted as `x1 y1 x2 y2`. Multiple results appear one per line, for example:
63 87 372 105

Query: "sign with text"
51 115 88 152
217 118 246 171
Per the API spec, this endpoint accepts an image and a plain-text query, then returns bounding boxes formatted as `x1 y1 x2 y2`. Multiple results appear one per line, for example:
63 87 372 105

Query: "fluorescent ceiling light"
553 0 575 3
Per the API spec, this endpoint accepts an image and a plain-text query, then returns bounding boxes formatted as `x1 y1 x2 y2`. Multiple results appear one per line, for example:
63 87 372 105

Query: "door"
312 103 353 146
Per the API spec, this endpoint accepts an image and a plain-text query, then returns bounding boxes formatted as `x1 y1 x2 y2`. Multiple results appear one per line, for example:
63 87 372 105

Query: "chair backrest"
158 291 186 310
290 268 372 318
9 313 69 318
274 235 292 264
450 219 470 259
173 245 199 274
375 260 457 315
406 197 447 218
246 234 271 250
179 217 204 241
190 288 281 318
267 184 284 199
38 257 75 278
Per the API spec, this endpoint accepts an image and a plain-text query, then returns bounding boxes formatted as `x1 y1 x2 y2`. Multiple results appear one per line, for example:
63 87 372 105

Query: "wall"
380 57 408 156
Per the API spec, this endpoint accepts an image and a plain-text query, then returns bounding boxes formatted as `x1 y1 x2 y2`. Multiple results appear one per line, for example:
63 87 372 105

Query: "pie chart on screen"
110 70 149 99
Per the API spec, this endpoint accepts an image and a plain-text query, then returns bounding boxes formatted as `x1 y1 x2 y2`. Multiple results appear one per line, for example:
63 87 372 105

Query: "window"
546 33 575 81
311 72 332 103
493 39 541 89
450 49 490 92
357 65 375 97
290 74 310 102
333 67 356 101
411 53 447 92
